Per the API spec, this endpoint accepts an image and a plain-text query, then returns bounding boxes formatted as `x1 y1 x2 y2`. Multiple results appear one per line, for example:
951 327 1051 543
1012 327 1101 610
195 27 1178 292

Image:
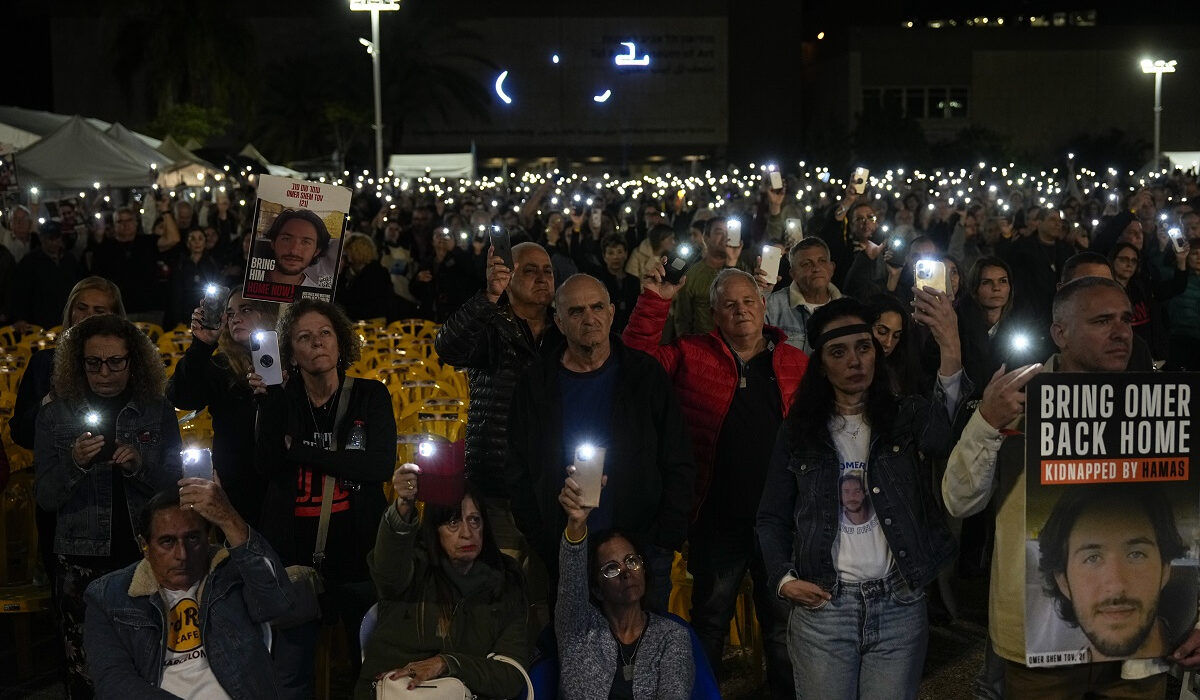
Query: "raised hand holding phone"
485 245 513 303
560 465 607 542
642 256 687 300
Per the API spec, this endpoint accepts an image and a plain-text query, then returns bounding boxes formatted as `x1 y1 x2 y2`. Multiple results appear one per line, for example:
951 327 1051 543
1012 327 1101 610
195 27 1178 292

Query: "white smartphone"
1168 227 1187 253
768 171 783 190
785 218 803 242
573 444 606 508
760 245 783 285
181 448 214 481
914 260 948 294
250 330 283 385
852 167 870 194
726 219 742 247
590 209 603 230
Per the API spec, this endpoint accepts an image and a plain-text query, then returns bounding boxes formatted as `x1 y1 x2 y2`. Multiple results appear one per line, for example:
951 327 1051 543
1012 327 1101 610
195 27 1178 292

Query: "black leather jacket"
434 291 562 498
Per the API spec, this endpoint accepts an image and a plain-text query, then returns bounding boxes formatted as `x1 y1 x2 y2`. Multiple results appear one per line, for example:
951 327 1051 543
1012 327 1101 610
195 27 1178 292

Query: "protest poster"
242 175 351 304
1024 372 1199 668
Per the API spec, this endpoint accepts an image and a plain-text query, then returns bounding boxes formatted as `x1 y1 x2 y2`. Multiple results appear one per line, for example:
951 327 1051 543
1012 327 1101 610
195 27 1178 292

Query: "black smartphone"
489 225 514 269
199 283 228 330
664 243 696 284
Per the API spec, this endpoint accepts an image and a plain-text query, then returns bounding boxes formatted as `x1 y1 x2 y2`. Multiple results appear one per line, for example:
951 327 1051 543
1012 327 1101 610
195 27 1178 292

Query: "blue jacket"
764 283 842 355
33 397 183 557
83 528 292 699
756 391 957 593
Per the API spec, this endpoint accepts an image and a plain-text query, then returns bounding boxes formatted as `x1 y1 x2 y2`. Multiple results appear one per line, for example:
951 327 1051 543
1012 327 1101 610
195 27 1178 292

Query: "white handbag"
374 654 533 700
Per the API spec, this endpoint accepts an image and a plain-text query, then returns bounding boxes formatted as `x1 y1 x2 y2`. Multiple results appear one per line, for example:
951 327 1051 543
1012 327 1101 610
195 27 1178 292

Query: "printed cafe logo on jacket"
160 583 229 698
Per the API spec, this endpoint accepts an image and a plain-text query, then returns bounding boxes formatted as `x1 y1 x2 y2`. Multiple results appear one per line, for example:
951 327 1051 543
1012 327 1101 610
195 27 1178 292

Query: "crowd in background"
6 156 1200 700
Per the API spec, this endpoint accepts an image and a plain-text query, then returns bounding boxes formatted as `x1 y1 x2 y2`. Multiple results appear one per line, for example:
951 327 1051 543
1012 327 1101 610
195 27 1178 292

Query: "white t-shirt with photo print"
829 413 894 582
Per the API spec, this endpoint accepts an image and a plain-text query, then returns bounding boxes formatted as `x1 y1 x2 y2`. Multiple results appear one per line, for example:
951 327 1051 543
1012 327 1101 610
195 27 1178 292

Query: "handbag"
272 379 356 629
373 653 533 700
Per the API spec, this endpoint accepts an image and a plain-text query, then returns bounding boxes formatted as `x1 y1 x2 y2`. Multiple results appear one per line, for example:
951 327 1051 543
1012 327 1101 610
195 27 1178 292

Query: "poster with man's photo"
242 175 352 303
1024 372 1199 668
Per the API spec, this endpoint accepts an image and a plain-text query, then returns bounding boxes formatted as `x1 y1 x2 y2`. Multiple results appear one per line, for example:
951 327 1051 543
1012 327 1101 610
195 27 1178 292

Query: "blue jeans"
787 569 928 700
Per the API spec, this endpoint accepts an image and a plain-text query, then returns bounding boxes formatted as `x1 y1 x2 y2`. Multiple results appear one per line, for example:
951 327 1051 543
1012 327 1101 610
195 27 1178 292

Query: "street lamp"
1140 57 1176 170
350 0 400 179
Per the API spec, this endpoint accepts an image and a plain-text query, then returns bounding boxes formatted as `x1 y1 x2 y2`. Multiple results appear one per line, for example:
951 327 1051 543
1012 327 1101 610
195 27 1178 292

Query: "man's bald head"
555 273 610 312
512 241 548 267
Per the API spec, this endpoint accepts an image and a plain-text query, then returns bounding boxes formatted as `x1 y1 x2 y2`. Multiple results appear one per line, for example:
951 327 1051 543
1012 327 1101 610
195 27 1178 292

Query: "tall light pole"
351 0 399 179
1140 58 1176 170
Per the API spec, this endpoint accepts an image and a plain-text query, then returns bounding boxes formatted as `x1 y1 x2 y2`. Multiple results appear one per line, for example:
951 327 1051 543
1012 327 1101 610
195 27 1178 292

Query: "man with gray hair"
624 263 808 698
765 237 842 354
507 273 695 610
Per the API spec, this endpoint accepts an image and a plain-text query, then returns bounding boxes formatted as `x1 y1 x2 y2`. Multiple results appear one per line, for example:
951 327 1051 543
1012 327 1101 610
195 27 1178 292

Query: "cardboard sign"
242 175 351 304
1024 372 1198 667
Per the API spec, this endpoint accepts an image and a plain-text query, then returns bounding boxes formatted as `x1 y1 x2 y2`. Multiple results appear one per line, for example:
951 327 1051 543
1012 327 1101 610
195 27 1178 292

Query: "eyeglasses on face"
442 513 483 532
852 215 877 224
83 355 130 373
600 553 644 579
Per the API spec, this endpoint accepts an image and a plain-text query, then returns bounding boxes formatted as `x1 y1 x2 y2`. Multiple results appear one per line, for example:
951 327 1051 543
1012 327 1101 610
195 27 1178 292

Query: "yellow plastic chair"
388 318 439 341
133 322 164 343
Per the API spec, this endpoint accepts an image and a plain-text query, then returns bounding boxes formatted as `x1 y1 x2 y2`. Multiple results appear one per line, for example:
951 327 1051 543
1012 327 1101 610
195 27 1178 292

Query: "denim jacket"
83 528 292 699
757 391 958 593
33 397 183 557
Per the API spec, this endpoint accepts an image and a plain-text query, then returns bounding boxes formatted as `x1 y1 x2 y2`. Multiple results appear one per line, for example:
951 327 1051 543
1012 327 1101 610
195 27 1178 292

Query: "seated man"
84 480 292 699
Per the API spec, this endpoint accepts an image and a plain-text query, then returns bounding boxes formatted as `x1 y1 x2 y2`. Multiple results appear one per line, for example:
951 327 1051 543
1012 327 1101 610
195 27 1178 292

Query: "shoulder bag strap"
488 653 534 700
314 376 357 567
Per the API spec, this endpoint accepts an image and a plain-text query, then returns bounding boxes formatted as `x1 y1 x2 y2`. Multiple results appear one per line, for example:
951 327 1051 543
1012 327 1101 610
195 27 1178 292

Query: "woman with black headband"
756 293 968 700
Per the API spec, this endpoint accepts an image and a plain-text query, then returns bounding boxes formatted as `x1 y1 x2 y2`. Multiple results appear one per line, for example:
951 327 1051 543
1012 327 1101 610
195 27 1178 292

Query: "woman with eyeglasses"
555 474 693 700
356 467 530 700
32 313 182 699
167 286 279 528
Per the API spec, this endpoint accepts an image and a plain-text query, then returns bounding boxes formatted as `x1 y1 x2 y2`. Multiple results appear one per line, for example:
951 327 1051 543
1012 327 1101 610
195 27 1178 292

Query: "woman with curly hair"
32 313 182 699
167 286 280 528
250 298 397 697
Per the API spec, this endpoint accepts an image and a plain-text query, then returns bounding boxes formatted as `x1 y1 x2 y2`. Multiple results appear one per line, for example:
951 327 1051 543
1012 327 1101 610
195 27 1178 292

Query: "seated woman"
556 473 693 700
357 465 529 699
756 297 964 700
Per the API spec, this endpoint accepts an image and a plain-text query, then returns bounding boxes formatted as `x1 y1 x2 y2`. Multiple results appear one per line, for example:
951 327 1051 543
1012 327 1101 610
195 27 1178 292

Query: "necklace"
613 613 647 682
305 383 341 449
838 413 866 440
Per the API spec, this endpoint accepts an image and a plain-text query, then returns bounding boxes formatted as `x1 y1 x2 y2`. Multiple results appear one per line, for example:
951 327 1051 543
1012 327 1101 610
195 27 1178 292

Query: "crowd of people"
5 156 1200 700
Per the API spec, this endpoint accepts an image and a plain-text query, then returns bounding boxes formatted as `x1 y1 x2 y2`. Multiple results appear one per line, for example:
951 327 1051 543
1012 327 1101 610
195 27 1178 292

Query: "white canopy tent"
14 115 154 189
1165 151 1200 171
156 136 219 187
386 152 475 179
239 143 304 178
105 123 173 171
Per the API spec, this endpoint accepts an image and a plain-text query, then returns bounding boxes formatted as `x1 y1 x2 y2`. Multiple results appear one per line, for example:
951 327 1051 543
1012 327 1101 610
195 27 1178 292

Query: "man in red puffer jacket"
623 262 807 699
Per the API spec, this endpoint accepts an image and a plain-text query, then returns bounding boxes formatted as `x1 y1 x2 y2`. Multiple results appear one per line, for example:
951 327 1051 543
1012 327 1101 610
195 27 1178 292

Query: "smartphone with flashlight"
1004 332 1038 367
83 410 117 463
1168 227 1187 253
250 330 283 385
768 170 784 190
199 283 229 330
785 218 803 242
489 225 514 270
914 260 948 294
760 245 783 285
726 219 743 247
590 208 603 231
181 447 214 481
885 235 908 268
664 243 696 284
573 444 606 508
852 167 870 195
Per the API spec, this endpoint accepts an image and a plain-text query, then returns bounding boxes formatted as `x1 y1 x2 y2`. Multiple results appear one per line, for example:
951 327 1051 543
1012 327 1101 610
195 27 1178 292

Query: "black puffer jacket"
434 291 562 498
